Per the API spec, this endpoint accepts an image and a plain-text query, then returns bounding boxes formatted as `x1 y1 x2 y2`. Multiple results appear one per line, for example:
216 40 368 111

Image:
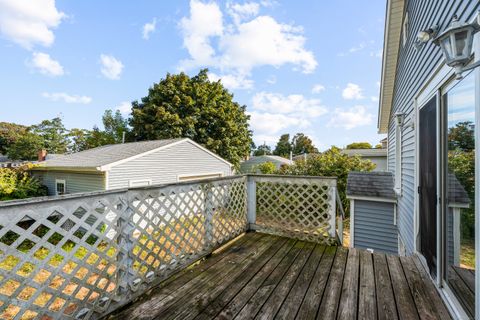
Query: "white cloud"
266 75 276 84
116 101 131 115
179 0 317 87
252 92 327 117
342 83 364 100
0 0 66 49
328 105 373 130
370 49 383 58
208 72 254 90
42 92 92 104
100 54 124 80
248 111 310 135
227 2 260 25
312 84 325 94
29 52 64 76
142 18 156 40
370 96 379 102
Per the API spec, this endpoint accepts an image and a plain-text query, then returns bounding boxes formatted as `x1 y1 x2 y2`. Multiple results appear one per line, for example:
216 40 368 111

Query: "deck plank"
373 253 398 320
274 245 325 320
233 241 306 320
358 250 377 320
194 239 297 320
337 248 360 320
154 234 279 320
254 242 316 320
315 246 348 320
387 255 419 320
295 246 336 320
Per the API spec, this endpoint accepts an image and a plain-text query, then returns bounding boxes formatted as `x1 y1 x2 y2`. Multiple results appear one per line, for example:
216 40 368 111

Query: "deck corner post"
246 176 257 231
204 183 215 249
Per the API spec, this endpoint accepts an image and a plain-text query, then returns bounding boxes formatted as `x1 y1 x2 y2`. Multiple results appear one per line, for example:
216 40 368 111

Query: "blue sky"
0 0 386 151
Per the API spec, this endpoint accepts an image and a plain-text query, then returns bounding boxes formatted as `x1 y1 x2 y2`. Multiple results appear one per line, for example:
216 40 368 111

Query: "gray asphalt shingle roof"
347 171 396 199
38 138 183 169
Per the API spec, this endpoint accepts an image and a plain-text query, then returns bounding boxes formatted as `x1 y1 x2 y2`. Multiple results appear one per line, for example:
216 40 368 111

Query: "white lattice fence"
0 176 247 320
249 175 338 245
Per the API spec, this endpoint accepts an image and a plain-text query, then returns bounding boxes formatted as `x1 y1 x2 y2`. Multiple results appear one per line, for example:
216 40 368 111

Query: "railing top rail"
246 174 337 180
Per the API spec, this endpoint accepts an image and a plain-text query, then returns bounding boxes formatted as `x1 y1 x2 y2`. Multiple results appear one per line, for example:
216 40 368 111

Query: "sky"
0 0 387 151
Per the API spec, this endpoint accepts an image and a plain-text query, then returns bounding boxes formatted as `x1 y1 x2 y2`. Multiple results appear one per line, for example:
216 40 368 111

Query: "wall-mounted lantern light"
415 14 480 79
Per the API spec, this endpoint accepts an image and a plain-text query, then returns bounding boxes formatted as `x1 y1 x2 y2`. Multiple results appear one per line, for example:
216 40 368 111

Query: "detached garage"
32 138 233 196
346 171 398 254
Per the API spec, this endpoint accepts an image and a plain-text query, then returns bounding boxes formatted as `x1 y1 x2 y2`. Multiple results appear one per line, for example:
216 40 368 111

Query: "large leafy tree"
346 142 373 149
103 109 129 143
273 134 292 158
31 117 69 154
291 133 318 155
7 132 44 160
130 69 252 167
448 121 474 151
0 122 28 155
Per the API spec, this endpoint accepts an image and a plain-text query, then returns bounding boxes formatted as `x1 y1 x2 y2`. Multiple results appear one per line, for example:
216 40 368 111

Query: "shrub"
0 165 47 201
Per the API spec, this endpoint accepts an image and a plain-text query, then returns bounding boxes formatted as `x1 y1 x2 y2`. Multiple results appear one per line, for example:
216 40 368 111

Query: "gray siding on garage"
353 200 398 255
107 140 232 189
33 171 105 196
387 0 479 254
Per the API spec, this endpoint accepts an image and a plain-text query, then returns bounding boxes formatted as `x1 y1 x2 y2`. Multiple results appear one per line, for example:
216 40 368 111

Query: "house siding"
353 200 398 255
388 0 479 254
33 171 105 196
107 140 232 189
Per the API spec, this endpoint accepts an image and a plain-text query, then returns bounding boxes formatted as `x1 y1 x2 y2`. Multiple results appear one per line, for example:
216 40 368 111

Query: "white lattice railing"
0 174 341 319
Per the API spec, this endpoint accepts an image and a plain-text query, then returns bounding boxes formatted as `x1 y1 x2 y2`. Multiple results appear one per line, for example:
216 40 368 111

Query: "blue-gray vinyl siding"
107 140 232 189
387 0 479 254
33 171 105 196
353 200 398 255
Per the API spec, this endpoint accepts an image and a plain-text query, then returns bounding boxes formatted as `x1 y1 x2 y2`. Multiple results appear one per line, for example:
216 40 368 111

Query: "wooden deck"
106 232 452 320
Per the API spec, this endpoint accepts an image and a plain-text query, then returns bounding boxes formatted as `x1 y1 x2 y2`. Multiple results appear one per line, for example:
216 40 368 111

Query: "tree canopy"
346 142 373 149
291 133 318 155
0 122 27 155
253 143 272 156
448 121 474 151
129 69 252 167
273 134 292 158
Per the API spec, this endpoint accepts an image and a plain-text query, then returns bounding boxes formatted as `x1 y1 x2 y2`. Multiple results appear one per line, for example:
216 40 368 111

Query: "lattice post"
329 185 337 238
204 183 214 250
246 176 257 230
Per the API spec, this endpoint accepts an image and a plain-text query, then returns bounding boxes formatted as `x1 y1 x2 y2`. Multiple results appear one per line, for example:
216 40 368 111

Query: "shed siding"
107 140 232 189
353 200 398 255
33 171 105 196
387 0 479 254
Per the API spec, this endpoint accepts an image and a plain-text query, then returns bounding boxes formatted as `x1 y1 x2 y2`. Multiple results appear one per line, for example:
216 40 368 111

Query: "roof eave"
378 0 405 134
31 166 103 173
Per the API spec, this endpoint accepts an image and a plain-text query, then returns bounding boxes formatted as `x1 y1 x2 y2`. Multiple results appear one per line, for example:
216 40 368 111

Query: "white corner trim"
350 199 355 248
98 138 232 171
104 171 109 191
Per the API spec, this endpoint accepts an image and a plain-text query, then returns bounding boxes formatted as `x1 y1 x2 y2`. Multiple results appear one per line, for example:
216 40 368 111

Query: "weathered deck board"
106 233 453 320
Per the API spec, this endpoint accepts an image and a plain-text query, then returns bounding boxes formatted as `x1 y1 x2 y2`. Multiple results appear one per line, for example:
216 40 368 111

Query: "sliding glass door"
442 71 476 318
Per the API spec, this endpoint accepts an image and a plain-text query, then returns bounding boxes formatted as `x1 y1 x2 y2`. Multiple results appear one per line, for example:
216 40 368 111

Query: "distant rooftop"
341 148 387 157
347 171 396 199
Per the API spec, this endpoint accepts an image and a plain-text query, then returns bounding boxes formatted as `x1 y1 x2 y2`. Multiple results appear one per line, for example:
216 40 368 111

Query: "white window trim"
394 123 402 194
55 179 66 195
176 172 224 182
128 179 152 187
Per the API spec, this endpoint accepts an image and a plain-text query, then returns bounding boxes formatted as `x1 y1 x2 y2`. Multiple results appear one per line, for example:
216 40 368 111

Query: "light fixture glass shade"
440 36 454 62
435 20 475 67
452 28 473 61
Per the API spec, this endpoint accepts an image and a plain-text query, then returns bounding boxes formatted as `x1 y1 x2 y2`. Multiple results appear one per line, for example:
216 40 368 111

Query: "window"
55 179 66 195
178 173 222 182
395 124 402 192
128 179 152 187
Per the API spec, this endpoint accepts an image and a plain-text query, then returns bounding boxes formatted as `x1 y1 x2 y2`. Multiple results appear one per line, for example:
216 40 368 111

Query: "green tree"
68 128 90 152
273 134 292 158
129 69 252 167
103 109 129 143
253 143 272 156
7 132 44 160
448 121 474 151
291 133 318 155
346 142 373 149
278 146 376 216
31 117 69 154
375 144 383 148
0 122 28 154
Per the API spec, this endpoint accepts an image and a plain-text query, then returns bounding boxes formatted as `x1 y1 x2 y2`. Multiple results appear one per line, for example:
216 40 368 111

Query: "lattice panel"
0 176 248 320
254 178 336 244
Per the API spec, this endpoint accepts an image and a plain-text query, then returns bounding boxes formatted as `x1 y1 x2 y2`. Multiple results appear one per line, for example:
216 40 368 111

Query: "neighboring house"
240 155 293 173
0 154 29 168
341 148 388 171
31 138 232 196
364 0 480 318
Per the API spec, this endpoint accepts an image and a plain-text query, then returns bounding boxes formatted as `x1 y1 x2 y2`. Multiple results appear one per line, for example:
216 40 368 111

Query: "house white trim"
349 199 355 248
98 138 233 171
176 171 223 182
128 179 152 187
346 195 397 203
